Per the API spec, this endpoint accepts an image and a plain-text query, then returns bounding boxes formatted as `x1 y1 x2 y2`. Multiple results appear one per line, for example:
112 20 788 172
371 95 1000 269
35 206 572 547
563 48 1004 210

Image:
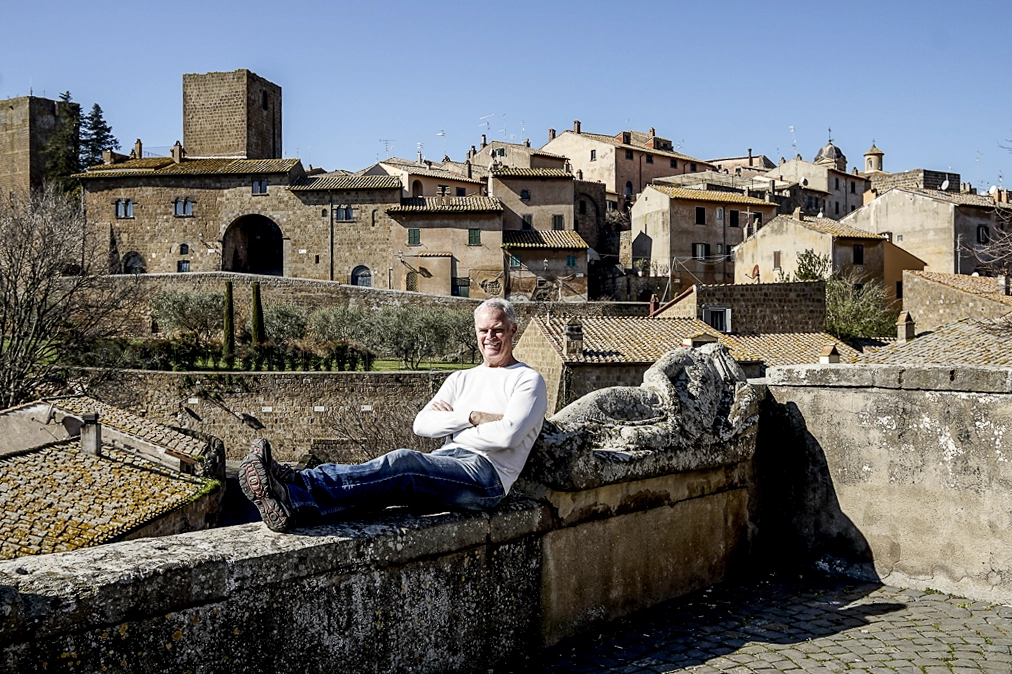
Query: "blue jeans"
286 447 505 524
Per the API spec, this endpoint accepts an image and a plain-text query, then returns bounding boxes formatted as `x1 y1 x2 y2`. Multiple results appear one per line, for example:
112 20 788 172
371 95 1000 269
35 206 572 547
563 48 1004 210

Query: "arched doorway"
122 251 146 274
411 180 423 197
351 265 372 287
222 215 283 275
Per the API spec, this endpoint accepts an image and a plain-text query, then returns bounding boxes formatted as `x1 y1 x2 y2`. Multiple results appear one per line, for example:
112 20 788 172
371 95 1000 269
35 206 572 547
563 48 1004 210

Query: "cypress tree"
251 282 265 344
43 92 81 193
223 281 235 366
80 103 120 168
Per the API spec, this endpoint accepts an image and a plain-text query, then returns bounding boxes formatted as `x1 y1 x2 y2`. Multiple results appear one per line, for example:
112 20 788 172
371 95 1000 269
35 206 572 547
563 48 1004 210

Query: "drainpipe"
329 191 334 281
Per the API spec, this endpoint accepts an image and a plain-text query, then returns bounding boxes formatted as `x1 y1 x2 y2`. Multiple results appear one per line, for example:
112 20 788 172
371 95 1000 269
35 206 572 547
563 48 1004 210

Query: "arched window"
867 158 873 170
625 181 633 197
411 180 423 197
978 225 991 244
351 265 372 287
179 243 189 255
520 189 530 201
122 251 146 274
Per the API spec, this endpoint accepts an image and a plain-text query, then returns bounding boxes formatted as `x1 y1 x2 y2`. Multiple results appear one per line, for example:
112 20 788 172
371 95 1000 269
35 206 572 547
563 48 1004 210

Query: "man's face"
475 308 516 367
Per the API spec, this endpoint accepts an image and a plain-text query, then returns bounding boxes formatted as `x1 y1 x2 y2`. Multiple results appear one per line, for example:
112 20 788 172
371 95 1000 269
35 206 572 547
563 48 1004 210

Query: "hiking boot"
249 438 295 483
240 447 292 532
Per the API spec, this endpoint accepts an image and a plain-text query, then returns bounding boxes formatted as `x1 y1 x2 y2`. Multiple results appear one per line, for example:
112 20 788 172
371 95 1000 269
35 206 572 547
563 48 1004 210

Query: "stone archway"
222 214 284 275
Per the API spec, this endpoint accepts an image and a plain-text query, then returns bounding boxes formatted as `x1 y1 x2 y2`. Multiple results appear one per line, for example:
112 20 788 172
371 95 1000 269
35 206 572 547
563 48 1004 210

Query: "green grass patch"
370 360 477 372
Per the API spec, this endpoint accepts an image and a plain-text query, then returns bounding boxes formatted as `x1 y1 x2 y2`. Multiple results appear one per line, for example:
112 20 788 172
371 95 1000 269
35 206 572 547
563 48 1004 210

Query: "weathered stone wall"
759 363 1012 605
574 179 607 251
868 169 961 197
182 69 282 159
693 281 826 333
0 96 67 196
901 270 1012 331
85 369 452 463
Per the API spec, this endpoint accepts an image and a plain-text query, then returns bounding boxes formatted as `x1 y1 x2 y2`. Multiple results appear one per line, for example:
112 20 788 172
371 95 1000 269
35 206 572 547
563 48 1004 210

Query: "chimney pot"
819 345 841 364
648 127 655 136
525 138 530 148
564 319 584 357
576 169 583 180
465 159 472 179
793 206 802 220
897 311 916 343
170 140 185 164
134 138 143 159
573 120 581 134
481 134 487 148
748 148 753 166
548 128 556 141
81 413 101 456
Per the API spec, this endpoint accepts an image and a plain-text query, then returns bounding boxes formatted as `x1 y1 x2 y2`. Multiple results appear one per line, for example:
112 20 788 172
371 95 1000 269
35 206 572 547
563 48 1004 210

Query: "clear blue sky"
3 0 1009 190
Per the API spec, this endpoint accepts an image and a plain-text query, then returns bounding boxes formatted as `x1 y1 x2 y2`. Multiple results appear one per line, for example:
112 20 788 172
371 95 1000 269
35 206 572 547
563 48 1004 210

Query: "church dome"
814 141 845 163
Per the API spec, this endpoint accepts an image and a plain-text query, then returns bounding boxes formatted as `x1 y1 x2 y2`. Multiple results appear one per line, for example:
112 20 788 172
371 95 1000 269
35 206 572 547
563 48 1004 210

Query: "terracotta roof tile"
388 196 503 213
909 271 1012 308
769 213 885 240
649 184 776 206
502 230 589 249
489 167 573 179
858 318 1012 365
0 442 212 560
725 332 859 366
904 188 1012 210
290 174 402 191
77 157 300 179
571 131 704 163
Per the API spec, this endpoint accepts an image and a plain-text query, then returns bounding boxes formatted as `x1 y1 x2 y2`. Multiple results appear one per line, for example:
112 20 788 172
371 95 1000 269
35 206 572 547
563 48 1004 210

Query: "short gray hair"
474 298 517 326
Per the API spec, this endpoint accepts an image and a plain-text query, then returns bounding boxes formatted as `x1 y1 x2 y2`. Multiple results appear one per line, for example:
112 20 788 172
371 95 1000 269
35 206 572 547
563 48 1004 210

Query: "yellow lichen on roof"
0 443 212 560
76 157 300 179
290 174 402 191
389 196 503 213
489 167 573 179
649 184 776 206
858 318 1012 366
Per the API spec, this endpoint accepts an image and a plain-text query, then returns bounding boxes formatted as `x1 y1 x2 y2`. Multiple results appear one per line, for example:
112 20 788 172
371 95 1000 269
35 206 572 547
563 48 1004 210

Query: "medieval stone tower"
0 95 76 196
182 69 282 159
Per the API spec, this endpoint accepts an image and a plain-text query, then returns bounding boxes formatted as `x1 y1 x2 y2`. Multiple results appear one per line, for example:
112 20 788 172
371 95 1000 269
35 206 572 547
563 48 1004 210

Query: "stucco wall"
760 363 1012 604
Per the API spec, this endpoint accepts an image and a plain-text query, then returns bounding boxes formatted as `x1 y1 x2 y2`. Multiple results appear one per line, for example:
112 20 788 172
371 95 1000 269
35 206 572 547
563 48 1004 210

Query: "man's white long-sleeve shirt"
412 362 547 493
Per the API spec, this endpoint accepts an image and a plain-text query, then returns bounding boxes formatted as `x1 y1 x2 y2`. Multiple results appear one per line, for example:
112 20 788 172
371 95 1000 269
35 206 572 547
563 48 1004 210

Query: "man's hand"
430 400 453 412
469 410 503 426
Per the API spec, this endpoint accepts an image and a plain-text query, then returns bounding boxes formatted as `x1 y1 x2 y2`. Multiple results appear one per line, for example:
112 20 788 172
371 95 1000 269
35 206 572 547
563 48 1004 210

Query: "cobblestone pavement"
508 574 1012 673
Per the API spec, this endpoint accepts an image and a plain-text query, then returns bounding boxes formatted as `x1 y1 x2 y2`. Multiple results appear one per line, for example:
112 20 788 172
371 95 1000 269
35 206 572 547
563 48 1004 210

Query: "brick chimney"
748 148 753 167
649 293 659 315
170 140 186 164
997 275 1011 295
897 311 916 343
548 128 556 142
465 159 472 179
81 413 101 456
819 345 840 364
134 138 143 159
576 169 583 180
573 120 581 134
564 319 584 358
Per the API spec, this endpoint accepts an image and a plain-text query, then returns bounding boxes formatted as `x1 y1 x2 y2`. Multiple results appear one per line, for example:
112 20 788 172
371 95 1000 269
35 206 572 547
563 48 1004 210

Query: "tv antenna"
379 139 395 157
789 126 797 156
479 114 495 130
437 129 446 156
499 113 507 138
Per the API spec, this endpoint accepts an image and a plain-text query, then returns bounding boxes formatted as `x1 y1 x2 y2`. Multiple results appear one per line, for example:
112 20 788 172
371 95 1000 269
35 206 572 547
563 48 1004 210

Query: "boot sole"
239 457 292 532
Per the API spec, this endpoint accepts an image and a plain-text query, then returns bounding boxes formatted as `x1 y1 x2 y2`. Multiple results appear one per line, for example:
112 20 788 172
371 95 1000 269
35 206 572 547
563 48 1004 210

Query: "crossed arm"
429 400 501 426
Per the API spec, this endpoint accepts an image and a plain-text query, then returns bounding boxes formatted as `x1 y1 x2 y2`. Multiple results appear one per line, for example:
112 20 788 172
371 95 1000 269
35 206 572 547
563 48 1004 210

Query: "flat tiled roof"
530 316 855 365
858 318 1012 365
0 442 211 560
76 157 301 179
766 214 885 240
388 196 503 213
501 230 589 249
908 271 1012 308
490 167 573 179
289 174 402 191
649 184 776 206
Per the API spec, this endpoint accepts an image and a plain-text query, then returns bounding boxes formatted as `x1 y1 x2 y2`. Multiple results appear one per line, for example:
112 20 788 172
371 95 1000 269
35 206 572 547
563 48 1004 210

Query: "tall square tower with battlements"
0 96 75 196
182 69 281 159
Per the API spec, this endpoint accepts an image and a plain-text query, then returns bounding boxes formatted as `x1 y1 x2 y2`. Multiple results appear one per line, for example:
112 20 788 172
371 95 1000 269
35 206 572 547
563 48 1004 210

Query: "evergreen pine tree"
43 91 81 194
251 282 265 344
80 103 119 168
223 281 235 367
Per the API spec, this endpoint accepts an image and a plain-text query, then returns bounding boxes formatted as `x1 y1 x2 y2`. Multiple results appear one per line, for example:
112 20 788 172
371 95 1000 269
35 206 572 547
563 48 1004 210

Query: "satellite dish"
940 179 950 191
990 185 999 195
817 210 824 218
801 178 808 186
751 264 760 279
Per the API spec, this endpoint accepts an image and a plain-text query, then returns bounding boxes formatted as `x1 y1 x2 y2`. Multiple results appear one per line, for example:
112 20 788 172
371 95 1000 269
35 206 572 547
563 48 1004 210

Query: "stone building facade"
0 95 76 196
764 142 868 219
541 123 716 210
182 69 282 159
466 138 568 171
630 184 778 289
900 270 1012 331
653 281 827 334
361 157 485 198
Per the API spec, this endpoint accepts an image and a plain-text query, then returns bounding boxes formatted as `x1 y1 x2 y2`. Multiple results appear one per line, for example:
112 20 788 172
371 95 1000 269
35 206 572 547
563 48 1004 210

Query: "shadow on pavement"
500 573 904 673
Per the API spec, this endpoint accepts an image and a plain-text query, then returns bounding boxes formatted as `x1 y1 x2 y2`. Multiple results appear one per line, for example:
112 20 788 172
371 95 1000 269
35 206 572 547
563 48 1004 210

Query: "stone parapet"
766 363 1012 393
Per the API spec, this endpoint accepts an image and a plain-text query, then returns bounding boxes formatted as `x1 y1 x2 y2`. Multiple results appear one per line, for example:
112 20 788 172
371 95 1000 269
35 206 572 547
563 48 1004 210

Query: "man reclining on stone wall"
239 298 548 532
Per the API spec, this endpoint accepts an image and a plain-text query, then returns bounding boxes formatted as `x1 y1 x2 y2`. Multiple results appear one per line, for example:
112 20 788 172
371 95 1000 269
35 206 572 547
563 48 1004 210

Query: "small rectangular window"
345 206 354 220
690 163 697 172
335 208 345 221
646 155 654 164
116 199 134 218
579 200 587 215
452 277 470 297
509 254 520 268
729 210 739 227
835 201 840 215
853 243 864 265
716 207 724 221
177 260 190 273
456 187 466 197
896 281 903 299
835 177 840 190
670 159 677 168
408 228 420 245
566 254 577 267
175 200 184 216
850 181 856 194
695 206 706 225
522 214 532 229
252 179 268 195
773 250 782 269
692 243 709 260
552 214 564 230
625 150 633 160
468 228 481 246
590 149 596 161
